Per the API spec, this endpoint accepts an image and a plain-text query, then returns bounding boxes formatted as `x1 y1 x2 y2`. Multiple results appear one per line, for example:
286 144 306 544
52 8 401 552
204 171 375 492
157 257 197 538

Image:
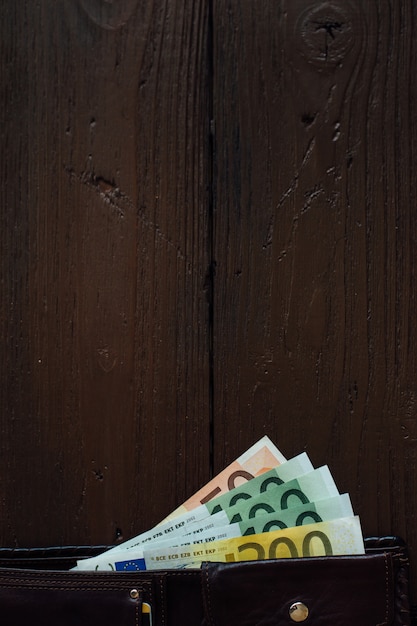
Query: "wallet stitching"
0 571 200 579
0 574 153 585
152 572 200 577
0 572 204 585
0 582 150 592
0 577 149 586
159 576 165 626
385 553 389 625
203 566 214 626
376 553 389 626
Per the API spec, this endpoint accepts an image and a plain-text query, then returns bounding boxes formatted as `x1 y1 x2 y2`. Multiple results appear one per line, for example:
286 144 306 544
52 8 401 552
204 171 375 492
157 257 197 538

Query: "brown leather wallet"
0 536 411 625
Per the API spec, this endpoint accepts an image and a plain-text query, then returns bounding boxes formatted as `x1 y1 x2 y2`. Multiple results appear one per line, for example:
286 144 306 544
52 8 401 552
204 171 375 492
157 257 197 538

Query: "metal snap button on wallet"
289 601 309 622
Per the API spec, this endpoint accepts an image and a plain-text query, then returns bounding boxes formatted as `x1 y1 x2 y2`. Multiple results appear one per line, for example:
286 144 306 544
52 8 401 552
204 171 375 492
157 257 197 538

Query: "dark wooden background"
1 0 417 601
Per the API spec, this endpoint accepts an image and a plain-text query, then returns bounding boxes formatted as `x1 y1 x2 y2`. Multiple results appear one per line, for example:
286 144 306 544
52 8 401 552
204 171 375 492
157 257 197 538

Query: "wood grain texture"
1 0 417 603
0 0 211 545
212 0 417 597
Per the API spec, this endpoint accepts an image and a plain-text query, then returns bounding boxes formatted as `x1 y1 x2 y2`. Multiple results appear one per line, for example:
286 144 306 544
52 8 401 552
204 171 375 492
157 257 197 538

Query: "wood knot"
78 0 138 30
97 346 118 372
295 1 358 69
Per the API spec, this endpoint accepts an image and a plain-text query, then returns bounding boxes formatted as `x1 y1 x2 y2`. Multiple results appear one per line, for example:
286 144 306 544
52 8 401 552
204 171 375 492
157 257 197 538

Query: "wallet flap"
202 553 395 626
0 569 153 626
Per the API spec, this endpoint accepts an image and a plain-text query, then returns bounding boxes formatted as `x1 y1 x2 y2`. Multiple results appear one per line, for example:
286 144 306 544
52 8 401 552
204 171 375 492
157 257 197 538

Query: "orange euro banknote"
160 436 287 523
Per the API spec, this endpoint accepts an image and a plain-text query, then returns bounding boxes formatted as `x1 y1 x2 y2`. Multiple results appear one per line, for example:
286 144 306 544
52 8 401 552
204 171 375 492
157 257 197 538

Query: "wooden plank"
212 0 417 597
0 0 211 545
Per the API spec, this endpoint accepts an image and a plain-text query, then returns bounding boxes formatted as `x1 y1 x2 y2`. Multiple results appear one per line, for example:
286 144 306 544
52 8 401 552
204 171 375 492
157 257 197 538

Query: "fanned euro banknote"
160 435 288 522
130 516 364 570
73 437 365 572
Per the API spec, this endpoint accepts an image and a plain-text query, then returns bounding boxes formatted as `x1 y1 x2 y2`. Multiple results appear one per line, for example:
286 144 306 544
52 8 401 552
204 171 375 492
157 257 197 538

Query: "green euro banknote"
206 465 339 525
74 451 311 571
229 493 353 536
183 492 352 539
140 516 365 570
